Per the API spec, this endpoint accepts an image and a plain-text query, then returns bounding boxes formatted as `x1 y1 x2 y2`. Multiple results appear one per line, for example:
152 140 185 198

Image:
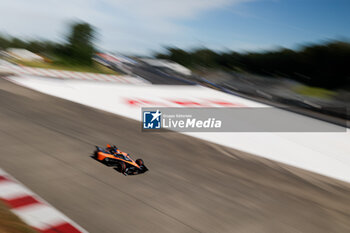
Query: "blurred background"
1 0 349 123
1 1 350 233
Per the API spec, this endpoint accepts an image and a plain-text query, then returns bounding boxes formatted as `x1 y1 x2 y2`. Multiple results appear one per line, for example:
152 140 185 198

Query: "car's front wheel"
117 162 126 173
135 159 144 166
104 157 112 166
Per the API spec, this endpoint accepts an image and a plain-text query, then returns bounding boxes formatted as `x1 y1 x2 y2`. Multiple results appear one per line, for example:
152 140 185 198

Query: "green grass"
0 200 38 233
14 60 118 75
294 85 335 99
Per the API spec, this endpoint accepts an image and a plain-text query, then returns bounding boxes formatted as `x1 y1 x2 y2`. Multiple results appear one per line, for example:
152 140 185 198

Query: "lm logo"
143 110 161 129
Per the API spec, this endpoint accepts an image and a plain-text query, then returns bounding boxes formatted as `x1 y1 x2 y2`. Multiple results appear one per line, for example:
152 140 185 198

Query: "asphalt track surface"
1 78 350 233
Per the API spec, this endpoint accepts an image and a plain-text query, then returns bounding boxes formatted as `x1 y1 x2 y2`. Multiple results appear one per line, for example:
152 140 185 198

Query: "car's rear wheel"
118 162 126 173
136 159 144 166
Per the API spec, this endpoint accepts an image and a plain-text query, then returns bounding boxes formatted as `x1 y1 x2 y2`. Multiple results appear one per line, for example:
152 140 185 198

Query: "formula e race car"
94 144 148 175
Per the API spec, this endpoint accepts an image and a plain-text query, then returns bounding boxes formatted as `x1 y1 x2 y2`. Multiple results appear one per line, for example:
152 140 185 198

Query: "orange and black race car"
94 144 148 175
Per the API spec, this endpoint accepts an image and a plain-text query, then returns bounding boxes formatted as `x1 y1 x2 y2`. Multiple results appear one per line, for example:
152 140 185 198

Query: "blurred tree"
0 35 10 49
10 38 27 48
167 47 192 67
66 22 96 64
155 47 192 67
191 49 219 68
156 41 350 89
